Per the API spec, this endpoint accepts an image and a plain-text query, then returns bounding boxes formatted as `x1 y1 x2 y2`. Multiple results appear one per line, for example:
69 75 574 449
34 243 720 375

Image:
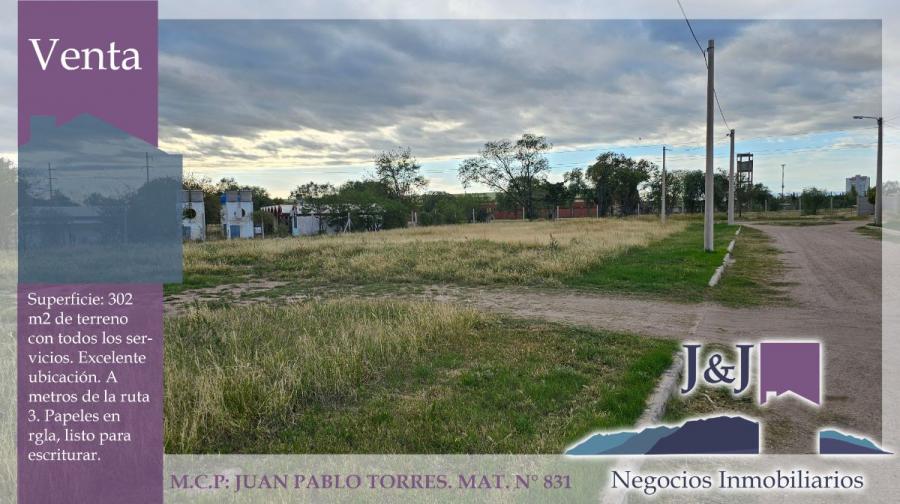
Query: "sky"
154 19 884 198
2 1 897 200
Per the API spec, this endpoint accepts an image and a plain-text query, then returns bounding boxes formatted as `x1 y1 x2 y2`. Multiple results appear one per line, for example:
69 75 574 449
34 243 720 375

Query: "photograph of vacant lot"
159 19 885 454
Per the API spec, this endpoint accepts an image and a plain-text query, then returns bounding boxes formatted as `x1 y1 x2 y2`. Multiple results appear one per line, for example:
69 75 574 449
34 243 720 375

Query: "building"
262 202 385 236
261 203 334 237
181 190 205 241
220 190 254 239
846 175 870 196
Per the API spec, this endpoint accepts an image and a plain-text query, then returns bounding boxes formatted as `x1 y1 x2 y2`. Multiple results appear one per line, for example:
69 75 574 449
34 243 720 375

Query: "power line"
676 0 730 130
677 0 707 64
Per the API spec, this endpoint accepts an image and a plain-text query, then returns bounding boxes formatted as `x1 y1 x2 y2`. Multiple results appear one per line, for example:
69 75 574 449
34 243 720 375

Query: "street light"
852 115 883 226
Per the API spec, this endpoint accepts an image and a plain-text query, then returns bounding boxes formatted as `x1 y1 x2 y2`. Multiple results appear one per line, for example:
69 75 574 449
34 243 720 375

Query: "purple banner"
18 2 162 503
19 0 158 147
18 285 163 503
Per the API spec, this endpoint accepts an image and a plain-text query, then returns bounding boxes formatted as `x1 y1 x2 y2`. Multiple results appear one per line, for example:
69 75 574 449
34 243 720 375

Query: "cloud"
157 19 881 178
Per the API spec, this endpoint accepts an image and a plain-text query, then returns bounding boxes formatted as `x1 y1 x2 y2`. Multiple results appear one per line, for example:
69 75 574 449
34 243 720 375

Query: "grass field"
163 217 782 454
572 221 737 302
164 299 677 454
167 217 783 305
169 217 684 295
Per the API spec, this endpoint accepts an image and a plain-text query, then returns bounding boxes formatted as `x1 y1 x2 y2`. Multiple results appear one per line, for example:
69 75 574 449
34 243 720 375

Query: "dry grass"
178 218 685 291
164 298 677 453
164 300 474 452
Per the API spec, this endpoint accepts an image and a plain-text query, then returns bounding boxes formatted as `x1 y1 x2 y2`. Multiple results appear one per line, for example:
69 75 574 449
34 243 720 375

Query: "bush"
800 187 829 215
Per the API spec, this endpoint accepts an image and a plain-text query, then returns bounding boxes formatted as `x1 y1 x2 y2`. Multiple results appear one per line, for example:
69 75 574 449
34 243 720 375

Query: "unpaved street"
432 220 881 453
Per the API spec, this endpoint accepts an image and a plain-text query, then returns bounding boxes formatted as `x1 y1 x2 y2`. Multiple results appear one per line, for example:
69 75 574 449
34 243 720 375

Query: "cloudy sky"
2 1 897 199
156 19 885 197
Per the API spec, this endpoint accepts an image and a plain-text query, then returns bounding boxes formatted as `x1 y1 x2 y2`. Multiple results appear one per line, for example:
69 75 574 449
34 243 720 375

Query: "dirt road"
700 221 880 452
431 220 881 453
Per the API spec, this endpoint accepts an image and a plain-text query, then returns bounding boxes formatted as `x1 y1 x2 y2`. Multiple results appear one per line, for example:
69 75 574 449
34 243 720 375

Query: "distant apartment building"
846 175 870 196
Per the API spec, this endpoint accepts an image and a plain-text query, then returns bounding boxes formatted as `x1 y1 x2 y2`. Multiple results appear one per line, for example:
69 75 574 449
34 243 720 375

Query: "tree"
713 169 729 212
563 168 591 201
585 152 653 216
845 185 858 207
458 133 552 219
680 170 706 213
325 180 405 230
801 187 829 215
541 180 573 210
374 147 427 202
290 181 335 202
646 165 682 215
290 182 337 234
418 192 489 225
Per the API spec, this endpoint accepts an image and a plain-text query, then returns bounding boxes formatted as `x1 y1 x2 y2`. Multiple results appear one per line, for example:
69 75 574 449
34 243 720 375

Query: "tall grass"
179 218 684 290
164 299 677 454
165 300 482 452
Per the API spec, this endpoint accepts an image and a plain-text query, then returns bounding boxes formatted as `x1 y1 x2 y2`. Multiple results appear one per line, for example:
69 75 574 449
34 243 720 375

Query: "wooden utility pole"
661 145 667 224
704 39 715 251
727 129 735 225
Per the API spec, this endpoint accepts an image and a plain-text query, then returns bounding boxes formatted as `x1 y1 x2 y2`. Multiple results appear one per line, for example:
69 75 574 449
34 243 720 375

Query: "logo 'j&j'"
681 342 821 406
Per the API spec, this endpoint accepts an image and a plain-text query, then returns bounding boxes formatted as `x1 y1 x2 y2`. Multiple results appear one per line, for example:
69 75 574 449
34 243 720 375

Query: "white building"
221 190 254 239
181 190 206 241
262 203 337 237
846 175 870 196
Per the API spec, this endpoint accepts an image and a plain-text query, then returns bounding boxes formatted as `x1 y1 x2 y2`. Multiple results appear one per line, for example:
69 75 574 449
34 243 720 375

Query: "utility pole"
727 129 735 225
852 115 883 226
661 145 667 224
47 162 55 200
781 164 785 202
145 152 151 184
877 116 883 226
704 39 715 252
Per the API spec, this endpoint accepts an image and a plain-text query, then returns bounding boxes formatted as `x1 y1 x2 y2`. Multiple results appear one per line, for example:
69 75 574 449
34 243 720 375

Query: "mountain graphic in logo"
565 415 759 455
819 430 891 455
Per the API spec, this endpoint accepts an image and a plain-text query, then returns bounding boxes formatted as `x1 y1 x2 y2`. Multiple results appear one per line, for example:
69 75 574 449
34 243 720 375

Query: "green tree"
800 187 829 215
289 182 337 234
681 170 705 213
563 168 591 201
845 185 858 207
325 180 405 230
646 166 682 215
374 147 427 202
418 192 489 225
585 152 653 216
541 180 574 210
458 133 552 219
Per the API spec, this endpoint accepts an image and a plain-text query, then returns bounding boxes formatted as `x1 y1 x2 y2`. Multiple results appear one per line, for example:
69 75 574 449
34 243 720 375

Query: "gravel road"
452 220 881 453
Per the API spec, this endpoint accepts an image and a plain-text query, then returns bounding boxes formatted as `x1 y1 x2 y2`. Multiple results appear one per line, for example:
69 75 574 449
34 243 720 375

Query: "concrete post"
728 129 735 225
704 39 715 251
876 117 883 226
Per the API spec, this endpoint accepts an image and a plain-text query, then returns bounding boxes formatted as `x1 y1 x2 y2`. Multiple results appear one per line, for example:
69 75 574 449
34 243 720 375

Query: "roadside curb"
708 225 741 287
636 351 684 425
